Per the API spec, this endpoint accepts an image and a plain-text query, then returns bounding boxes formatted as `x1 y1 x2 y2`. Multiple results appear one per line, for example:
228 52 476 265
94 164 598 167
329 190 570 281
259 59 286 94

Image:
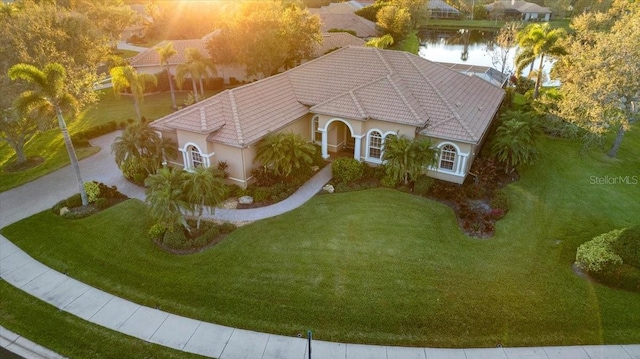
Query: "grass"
0 89 222 192
3 126 640 348
0 281 207 359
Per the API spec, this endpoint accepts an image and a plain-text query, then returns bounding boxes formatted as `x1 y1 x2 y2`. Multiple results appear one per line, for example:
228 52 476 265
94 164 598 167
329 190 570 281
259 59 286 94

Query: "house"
128 31 366 84
150 46 505 187
429 0 461 19
484 0 552 21
354 0 461 20
308 1 378 38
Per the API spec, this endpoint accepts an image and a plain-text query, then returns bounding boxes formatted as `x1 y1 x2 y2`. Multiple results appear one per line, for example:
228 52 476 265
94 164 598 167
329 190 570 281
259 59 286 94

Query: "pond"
418 28 558 85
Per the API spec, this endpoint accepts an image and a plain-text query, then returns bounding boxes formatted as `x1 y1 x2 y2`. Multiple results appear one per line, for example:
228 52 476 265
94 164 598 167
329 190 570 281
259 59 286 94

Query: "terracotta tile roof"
151 46 505 147
313 32 366 57
130 31 365 68
309 2 378 38
128 39 208 68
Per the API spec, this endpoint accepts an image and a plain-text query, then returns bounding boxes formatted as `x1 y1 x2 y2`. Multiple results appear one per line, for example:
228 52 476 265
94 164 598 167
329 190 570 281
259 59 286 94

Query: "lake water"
418 28 558 85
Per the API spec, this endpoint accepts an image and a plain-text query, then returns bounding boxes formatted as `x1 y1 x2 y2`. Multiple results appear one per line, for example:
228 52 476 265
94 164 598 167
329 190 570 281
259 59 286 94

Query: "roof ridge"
348 90 367 119
228 91 244 146
385 73 423 124
374 48 394 75
199 107 207 131
403 53 477 139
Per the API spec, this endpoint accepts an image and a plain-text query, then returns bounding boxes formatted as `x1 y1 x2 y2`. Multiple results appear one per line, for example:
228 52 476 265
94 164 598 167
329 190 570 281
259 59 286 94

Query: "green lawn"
0 89 221 192
0 281 206 359
3 128 639 348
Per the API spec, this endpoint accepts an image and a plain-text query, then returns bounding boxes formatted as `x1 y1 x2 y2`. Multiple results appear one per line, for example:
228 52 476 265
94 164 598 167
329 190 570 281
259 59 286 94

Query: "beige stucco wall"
135 64 256 85
426 137 475 184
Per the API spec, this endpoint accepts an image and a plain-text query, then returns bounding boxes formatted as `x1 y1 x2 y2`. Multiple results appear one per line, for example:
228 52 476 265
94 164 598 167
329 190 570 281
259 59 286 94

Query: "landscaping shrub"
575 229 624 273
596 264 640 292
414 175 434 196
148 223 167 240
162 229 189 250
612 225 640 269
200 226 220 243
363 164 385 181
334 182 350 193
251 187 271 203
332 157 364 184
61 208 97 219
83 181 100 203
311 145 325 167
219 222 237 234
250 166 278 187
97 182 126 200
94 198 109 210
490 189 510 212
512 76 535 95
489 208 506 220
380 175 398 188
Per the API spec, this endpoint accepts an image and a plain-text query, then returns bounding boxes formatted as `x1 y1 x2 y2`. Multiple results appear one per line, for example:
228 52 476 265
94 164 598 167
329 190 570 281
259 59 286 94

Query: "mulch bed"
154 233 229 255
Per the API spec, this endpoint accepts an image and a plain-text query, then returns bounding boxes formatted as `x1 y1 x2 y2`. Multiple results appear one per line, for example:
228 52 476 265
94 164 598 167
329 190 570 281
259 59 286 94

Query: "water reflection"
418 28 558 85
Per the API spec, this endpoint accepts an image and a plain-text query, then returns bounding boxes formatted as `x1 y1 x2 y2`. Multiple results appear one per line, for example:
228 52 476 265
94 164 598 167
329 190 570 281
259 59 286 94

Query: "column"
353 135 362 161
321 129 329 159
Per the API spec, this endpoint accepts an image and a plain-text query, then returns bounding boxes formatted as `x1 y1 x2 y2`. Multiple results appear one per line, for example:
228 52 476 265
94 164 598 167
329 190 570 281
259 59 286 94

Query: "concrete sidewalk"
2 132 640 358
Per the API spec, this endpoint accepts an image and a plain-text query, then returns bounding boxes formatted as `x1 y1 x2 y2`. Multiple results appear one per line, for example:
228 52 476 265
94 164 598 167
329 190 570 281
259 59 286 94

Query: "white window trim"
311 115 322 144
429 141 469 176
364 129 397 164
179 142 215 171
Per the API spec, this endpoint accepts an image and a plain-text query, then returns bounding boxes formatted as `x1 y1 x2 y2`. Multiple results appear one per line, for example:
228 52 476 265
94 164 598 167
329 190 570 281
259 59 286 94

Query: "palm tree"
9 63 89 206
175 48 216 102
515 23 567 99
109 65 157 121
182 167 226 230
154 42 178 110
254 132 316 177
175 61 201 103
382 135 438 184
186 48 217 97
111 120 177 181
491 111 538 173
145 167 190 233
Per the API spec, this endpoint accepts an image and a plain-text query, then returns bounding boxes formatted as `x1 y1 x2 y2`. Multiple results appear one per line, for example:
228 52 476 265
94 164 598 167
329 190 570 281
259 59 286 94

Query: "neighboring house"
354 0 461 20
128 30 249 85
150 46 505 187
485 0 552 21
128 31 366 84
308 1 378 38
429 0 461 19
121 4 149 41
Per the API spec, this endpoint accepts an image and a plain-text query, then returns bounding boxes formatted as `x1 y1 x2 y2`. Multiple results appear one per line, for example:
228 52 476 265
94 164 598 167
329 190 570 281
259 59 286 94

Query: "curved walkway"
1 132 640 358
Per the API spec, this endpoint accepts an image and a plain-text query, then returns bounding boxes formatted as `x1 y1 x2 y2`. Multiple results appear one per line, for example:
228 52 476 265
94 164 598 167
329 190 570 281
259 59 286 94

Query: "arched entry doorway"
319 118 362 161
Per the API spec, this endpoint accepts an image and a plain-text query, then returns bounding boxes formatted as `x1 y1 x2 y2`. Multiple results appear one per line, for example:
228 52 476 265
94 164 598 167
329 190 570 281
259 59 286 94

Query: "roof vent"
455 102 461 107
478 106 483 111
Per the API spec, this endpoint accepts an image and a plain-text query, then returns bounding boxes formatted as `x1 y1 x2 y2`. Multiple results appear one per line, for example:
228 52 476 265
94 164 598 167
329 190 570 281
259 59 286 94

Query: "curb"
0 325 66 359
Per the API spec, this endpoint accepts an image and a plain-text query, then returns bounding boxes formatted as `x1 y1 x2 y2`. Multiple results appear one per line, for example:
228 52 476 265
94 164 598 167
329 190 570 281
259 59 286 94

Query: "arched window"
188 145 204 168
440 144 457 171
368 131 383 159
